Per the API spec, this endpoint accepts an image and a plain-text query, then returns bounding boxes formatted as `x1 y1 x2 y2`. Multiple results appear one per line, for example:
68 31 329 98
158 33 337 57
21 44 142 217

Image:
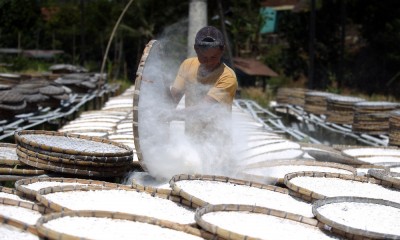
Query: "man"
169 26 238 142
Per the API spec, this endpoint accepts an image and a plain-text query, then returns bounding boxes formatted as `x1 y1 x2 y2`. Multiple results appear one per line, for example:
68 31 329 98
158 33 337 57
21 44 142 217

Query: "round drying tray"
312 196 400 239
133 39 172 172
0 143 18 162
240 159 356 185
284 171 399 203
341 146 400 166
35 186 197 225
170 174 314 218
17 150 129 178
14 130 133 158
16 146 128 167
18 140 133 164
36 210 213 240
15 177 133 201
368 169 400 189
195 204 340 240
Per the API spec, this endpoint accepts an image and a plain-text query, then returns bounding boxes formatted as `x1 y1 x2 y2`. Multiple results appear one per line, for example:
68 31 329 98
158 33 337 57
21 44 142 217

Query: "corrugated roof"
233 57 278 77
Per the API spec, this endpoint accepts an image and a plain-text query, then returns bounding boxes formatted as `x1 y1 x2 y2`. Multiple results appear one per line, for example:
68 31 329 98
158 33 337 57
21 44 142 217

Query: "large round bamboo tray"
341 146 400 166
313 196 400 239
35 185 197 225
195 204 340 240
132 40 175 172
368 169 400 189
18 140 133 164
284 171 400 203
240 159 356 185
300 142 365 165
170 174 314 218
36 210 213 240
14 130 133 158
15 177 133 201
325 95 365 124
16 150 129 177
0 197 49 235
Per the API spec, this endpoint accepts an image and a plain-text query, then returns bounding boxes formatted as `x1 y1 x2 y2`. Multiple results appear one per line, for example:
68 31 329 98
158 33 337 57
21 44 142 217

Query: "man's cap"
194 26 225 48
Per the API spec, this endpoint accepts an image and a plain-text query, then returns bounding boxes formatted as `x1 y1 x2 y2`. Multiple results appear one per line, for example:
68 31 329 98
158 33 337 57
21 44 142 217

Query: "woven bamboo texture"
132 39 158 172
15 177 133 201
312 196 400 239
195 204 326 240
14 130 133 157
36 210 215 240
284 171 388 202
169 174 302 208
18 142 133 163
16 149 129 177
17 146 128 167
241 159 356 185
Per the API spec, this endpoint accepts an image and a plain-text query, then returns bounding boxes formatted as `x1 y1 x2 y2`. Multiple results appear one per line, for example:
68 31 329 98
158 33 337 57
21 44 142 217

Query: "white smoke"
135 19 244 181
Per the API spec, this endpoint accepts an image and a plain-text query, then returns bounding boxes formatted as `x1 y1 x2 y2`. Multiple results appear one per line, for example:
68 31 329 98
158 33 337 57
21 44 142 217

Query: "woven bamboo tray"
15 177 133 201
240 159 356 185
170 174 314 218
341 146 400 166
284 171 400 203
195 204 340 240
14 130 133 158
35 185 197 224
17 150 129 177
132 40 159 172
0 221 40 239
36 210 214 240
18 141 133 164
368 169 400 190
239 148 305 167
0 143 18 163
312 196 400 239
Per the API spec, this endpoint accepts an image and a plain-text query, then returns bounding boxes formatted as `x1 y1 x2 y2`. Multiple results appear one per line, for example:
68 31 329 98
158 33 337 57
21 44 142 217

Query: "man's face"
195 46 224 72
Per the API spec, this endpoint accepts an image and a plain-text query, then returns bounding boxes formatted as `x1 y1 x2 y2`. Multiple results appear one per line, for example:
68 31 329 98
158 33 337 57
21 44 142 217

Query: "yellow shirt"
172 57 237 110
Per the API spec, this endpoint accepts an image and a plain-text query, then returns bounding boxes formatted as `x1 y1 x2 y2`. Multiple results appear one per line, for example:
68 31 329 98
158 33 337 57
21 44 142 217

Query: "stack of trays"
14 130 133 178
325 95 365 124
0 90 26 119
304 91 337 115
352 101 399 135
38 84 69 108
276 87 308 107
389 110 400 147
